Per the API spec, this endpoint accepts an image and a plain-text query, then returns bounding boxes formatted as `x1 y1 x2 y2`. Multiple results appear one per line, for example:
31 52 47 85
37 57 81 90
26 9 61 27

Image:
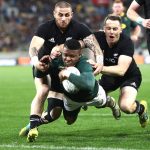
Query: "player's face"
112 3 124 16
104 19 122 47
62 47 81 67
54 7 73 31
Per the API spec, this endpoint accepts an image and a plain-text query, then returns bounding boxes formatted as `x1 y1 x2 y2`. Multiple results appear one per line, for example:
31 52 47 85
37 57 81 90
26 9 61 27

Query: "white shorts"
63 85 106 111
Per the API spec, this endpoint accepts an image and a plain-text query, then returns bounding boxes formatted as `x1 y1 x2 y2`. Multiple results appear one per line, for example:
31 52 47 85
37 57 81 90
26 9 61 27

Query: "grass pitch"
0 65 150 150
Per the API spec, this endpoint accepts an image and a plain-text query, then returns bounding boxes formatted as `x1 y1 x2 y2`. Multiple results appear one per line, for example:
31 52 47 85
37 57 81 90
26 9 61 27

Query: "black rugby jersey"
94 31 141 77
35 19 92 59
135 0 150 19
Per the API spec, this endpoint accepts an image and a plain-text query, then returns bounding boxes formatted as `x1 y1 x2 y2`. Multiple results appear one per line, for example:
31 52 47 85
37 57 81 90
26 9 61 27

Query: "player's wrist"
136 17 144 25
31 56 38 66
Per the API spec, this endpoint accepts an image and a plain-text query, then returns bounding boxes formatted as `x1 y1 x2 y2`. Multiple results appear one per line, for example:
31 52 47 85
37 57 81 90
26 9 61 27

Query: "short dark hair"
104 14 122 25
55 1 72 10
113 0 123 4
64 39 81 50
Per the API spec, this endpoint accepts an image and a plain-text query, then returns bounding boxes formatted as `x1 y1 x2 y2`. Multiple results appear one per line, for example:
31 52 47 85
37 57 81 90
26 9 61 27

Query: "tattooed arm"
29 36 49 71
83 34 103 75
29 36 44 57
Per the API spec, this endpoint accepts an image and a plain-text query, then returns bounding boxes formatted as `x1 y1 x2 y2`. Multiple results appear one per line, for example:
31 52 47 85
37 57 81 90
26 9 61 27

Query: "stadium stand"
0 0 148 65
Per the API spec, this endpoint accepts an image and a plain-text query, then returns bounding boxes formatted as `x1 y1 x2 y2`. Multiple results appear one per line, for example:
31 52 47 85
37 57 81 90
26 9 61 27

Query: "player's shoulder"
120 33 132 43
71 19 89 29
94 30 106 45
36 19 57 35
77 56 93 70
79 56 88 63
118 33 134 50
94 30 105 37
38 19 55 29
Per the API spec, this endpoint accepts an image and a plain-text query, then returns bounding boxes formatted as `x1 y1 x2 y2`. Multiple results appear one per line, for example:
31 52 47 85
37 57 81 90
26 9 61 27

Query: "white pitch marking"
0 144 138 150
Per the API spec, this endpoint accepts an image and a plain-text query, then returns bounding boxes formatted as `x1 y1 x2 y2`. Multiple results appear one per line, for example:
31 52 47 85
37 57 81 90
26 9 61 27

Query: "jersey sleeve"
35 23 49 40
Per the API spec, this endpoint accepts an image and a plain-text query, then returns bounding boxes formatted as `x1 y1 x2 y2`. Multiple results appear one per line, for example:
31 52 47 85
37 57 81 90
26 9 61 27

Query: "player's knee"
65 116 77 125
47 98 64 121
50 107 62 120
119 102 132 114
36 86 49 99
42 107 62 123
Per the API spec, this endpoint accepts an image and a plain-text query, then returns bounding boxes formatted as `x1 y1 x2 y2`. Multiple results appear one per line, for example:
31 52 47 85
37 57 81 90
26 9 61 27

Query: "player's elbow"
82 82 95 92
117 70 126 76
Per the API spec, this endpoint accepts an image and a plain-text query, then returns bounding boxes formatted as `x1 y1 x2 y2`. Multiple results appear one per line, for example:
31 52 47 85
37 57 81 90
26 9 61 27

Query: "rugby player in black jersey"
20 39 120 142
93 14 149 128
19 1 103 141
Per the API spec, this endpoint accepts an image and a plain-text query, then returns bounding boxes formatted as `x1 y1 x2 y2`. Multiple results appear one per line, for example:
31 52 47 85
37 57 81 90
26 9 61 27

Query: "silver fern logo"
48 38 55 43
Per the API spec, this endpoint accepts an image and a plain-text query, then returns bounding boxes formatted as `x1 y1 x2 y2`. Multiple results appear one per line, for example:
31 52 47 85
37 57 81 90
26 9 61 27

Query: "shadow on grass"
37 128 150 149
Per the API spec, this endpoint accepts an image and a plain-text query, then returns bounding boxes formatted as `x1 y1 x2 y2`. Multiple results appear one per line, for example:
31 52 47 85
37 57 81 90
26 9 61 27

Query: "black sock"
39 98 63 125
30 115 41 129
134 100 144 115
42 111 54 123
138 104 145 116
38 111 54 126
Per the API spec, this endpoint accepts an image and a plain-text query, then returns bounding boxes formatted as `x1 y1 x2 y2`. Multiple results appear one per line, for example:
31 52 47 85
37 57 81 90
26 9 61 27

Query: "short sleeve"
35 23 49 40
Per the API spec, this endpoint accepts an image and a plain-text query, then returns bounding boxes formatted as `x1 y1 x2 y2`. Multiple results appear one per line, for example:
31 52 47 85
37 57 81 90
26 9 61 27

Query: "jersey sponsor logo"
48 38 55 43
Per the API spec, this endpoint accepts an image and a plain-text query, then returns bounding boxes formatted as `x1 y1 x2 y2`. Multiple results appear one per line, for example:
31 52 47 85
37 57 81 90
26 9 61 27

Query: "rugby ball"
62 67 80 93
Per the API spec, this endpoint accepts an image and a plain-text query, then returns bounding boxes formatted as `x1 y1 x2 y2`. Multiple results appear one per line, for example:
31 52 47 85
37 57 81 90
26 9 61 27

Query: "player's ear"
71 12 73 18
53 10 56 18
120 27 122 33
79 49 82 56
103 26 106 33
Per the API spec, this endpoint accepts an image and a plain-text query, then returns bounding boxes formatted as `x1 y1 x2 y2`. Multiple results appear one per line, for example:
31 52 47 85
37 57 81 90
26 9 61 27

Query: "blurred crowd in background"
0 0 147 54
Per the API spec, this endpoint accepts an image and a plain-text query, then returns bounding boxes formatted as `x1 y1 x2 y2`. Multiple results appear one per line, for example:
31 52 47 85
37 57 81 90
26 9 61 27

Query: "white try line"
0 144 138 150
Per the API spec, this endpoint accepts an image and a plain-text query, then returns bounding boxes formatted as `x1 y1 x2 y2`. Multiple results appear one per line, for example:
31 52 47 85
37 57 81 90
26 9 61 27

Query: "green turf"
0 65 150 150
